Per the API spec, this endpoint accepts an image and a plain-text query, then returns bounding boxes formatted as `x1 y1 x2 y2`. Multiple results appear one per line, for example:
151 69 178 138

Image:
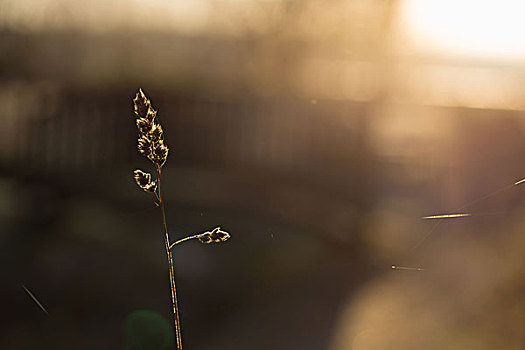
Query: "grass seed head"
197 227 230 244
134 169 157 192
133 88 169 168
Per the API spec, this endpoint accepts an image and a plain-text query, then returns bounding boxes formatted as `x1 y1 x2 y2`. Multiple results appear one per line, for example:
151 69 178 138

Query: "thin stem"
156 165 183 350
169 234 201 250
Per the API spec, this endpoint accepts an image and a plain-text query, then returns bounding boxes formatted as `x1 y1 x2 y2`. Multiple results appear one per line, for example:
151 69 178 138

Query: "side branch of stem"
169 234 201 250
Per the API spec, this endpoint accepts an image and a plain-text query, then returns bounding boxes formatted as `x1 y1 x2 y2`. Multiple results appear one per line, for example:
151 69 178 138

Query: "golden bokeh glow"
401 0 525 60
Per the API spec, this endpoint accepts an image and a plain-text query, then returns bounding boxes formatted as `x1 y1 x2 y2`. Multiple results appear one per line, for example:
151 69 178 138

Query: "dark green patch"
124 310 174 350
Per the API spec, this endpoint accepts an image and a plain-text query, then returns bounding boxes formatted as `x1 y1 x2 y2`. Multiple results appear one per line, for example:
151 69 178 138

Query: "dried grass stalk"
131 89 230 350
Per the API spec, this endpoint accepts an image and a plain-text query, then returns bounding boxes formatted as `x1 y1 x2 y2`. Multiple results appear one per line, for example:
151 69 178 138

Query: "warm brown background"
2 1 525 349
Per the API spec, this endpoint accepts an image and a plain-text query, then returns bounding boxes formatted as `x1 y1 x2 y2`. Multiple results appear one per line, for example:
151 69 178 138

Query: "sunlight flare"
401 0 525 60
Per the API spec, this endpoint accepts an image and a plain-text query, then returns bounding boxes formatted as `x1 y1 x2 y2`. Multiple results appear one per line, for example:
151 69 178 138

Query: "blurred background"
1 0 525 349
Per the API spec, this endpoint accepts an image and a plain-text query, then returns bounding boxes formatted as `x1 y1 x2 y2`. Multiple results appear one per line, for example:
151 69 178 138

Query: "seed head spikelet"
137 136 153 157
133 89 169 167
136 118 153 135
133 169 157 192
208 227 231 243
133 88 155 121
197 227 231 244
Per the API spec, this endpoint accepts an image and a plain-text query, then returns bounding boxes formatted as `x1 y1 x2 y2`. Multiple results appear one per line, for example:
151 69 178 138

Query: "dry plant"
132 89 230 350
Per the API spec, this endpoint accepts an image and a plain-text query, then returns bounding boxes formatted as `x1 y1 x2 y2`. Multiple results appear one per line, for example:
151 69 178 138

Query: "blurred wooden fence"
1 87 370 177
